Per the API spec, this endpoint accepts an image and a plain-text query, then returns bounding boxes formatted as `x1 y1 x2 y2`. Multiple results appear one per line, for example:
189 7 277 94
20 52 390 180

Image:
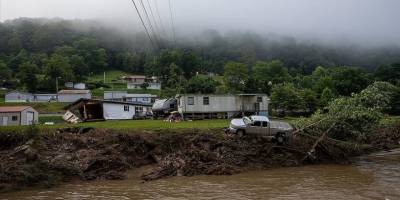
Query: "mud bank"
0 125 399 192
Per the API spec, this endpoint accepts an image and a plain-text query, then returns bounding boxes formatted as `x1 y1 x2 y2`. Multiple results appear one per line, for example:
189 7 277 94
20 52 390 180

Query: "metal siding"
178 94 269 114
104 91 127 99
0 112 21 126
58 93 92 102
5 92 33 102
20 108 39 125
102 103 136 120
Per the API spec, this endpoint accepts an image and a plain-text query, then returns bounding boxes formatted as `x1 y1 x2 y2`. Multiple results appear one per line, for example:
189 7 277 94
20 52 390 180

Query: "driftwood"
302 123 336 161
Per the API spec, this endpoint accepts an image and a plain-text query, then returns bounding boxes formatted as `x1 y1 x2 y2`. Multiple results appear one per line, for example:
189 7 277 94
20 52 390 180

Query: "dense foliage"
296 82 398 141
0 18 400 115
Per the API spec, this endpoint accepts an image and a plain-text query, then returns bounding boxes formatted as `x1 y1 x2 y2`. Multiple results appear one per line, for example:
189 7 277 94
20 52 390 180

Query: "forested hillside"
0 18 399 114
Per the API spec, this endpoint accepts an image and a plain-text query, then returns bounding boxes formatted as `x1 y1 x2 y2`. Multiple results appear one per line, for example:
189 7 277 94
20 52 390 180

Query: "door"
1 117 8 126
27 112 34 125
248 121 262 134
261 121 271 136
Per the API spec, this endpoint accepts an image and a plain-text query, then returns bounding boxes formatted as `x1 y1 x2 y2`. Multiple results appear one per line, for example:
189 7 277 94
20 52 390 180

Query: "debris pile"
0 124 399 192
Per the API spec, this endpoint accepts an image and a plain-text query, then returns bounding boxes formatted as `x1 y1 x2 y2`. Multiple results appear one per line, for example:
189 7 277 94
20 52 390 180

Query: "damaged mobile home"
176 94 269 119
63 99 153 123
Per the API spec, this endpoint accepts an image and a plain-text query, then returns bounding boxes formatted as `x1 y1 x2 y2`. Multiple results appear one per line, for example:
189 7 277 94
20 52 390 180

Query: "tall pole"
56 77 59 93
104 71 106 83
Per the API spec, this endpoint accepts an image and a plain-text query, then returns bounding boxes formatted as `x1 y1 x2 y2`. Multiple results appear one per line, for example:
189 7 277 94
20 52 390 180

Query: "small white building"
0 106 39 126
176 94 270 119
58 90 92 103
65 82 86 90
73 83 86 90
104 91 128 100
63 99 153 123
124 75 162 90
104 91 157 104
5 91 34 102
33 94 58 102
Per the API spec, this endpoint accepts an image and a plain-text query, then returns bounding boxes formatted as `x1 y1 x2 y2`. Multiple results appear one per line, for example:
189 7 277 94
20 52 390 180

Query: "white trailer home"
58 90 92 103
63 99 152 123
0 106 39 126
5 91 34 102
33 94 58 102
104 91 157 104
176 94 269 119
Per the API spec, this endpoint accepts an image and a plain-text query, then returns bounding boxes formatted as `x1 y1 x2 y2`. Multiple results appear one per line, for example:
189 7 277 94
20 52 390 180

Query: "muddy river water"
1 150 399 200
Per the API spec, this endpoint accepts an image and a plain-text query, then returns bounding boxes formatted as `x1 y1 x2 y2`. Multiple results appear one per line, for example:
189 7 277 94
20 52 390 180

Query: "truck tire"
237 129 245 137
275 133 285 145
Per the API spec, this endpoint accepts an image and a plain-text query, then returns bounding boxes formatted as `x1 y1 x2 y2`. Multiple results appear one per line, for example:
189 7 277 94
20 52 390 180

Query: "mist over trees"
0 18 399 114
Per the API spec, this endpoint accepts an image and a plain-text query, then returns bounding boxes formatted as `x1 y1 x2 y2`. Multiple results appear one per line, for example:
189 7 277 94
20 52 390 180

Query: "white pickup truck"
227 116 294 143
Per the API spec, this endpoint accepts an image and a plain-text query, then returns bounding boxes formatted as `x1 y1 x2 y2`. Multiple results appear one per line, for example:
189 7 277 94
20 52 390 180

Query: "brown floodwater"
1 150 399 200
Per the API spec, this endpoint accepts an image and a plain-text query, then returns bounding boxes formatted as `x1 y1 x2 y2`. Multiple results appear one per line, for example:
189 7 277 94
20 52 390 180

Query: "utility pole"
56 77 61 93
104 71 106 83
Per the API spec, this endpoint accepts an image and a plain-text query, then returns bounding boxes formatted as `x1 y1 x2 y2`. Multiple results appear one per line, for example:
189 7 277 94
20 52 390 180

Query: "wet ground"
1 149 399 200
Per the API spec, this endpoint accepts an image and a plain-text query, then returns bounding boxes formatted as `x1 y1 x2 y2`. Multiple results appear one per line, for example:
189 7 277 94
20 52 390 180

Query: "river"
1 150 399 200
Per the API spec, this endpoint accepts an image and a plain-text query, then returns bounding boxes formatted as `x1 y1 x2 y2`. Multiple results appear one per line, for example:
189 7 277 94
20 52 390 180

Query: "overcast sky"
1 0 400 45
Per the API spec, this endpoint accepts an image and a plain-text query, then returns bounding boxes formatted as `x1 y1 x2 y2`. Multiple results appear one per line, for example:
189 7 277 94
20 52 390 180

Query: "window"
257 97 263 103
170 103 175 109
143 97 149 102
124 105 130 112
188 97 194 105
262 121 269 127
252 121 261 127
12 116 18 121
135 106 143 114
203 97 210 105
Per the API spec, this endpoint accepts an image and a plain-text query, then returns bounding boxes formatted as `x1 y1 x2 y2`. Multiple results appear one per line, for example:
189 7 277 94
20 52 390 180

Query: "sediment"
0 124 399 192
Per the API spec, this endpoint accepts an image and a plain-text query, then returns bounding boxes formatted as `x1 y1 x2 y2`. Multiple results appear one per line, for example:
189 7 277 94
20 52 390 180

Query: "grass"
78 119 229 130
0 119 231 133
0 102 67 114
89 70 133 83
380 115 400 126
39 116 65 124
2 114 398 133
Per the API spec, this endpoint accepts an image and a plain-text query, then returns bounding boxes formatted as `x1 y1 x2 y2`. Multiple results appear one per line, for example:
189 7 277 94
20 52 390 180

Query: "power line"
129 0 156 49
153 0 168 36
139 0 160 47
168 0 177 44
145 0 161 37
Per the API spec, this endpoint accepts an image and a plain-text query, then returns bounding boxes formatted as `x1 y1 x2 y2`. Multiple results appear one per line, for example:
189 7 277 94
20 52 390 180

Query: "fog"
1 0 400 46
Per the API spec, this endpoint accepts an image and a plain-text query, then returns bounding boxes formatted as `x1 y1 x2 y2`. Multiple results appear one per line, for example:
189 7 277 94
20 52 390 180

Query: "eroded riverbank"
1 150 400 200
0 124 399 194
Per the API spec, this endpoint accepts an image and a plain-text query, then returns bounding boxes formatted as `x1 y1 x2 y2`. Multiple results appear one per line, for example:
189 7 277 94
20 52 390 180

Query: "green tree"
73 38 108 73
253 60 291 83
319 87 335 108
69 55 89 82
17 62 39 92
331 66 370 96
0 62 12 80
186 75 219 94
253 60 292 93
223 62 248 92
374 63 400 86
43 54 74 82
166 63 186 93
270 83 303 115
299 89 318 113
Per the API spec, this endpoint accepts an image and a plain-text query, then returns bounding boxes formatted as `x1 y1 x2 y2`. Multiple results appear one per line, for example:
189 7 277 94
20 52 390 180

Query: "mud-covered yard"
0 124 399 193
